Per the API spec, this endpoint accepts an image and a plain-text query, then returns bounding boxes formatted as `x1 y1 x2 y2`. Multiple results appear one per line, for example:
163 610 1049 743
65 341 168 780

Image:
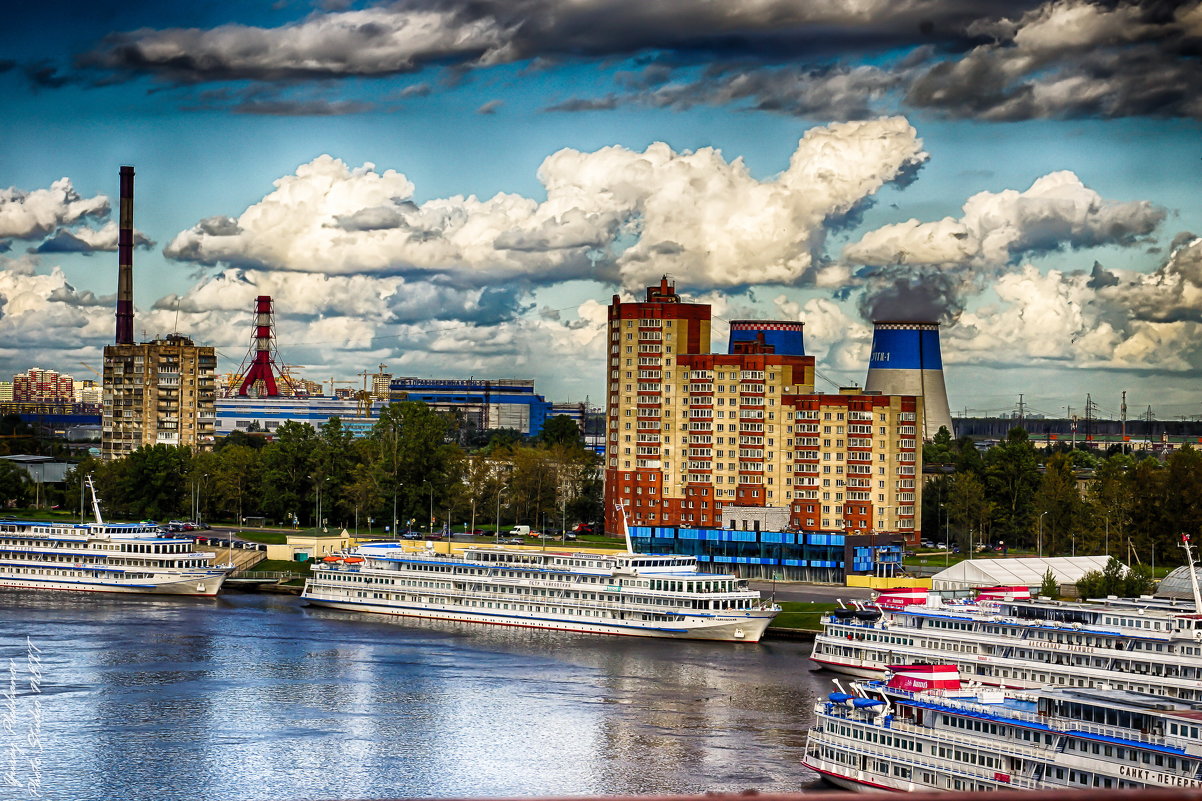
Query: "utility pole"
1084 393 1093 443
1121 390 1128 454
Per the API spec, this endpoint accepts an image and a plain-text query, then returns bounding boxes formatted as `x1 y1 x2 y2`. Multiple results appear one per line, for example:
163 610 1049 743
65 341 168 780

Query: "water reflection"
0 591 825 801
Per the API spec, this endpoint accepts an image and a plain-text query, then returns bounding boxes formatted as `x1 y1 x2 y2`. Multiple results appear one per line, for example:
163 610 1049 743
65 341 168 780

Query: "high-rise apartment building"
12 368 76 404
604 278 922 543
102 335 217 459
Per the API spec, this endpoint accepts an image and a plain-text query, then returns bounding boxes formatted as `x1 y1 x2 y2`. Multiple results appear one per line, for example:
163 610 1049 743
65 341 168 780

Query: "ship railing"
884 689 1178 748
233 570 304 581
882 716 1055 758
807 729 1040 789
305 578 766 615
819 626 1195 676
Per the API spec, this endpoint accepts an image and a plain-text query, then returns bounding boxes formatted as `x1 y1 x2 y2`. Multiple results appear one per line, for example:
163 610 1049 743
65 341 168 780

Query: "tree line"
923 426 1202 567
35 402 601 535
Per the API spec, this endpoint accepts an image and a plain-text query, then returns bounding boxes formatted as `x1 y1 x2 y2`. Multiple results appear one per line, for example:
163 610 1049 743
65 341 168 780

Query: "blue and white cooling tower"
727 320 805 355
865 321 955 439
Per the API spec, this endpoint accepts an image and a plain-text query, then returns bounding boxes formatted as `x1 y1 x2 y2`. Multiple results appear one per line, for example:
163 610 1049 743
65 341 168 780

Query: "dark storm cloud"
72 0 1037 85
63 0 1202 121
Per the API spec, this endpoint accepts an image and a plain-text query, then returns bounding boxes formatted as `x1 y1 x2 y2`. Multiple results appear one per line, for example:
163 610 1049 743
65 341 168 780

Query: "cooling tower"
865 321 954 439
115 165 135 345
727 320 805 356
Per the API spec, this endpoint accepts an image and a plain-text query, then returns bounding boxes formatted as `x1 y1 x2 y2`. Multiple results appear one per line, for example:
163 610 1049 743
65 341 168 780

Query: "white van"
508 525 531 537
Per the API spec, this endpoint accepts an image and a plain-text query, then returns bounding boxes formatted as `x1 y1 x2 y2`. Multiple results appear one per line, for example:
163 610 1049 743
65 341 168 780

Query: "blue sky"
2 0 1200 421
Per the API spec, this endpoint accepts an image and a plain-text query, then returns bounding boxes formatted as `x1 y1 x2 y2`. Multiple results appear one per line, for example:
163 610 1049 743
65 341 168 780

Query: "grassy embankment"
771 602 839 631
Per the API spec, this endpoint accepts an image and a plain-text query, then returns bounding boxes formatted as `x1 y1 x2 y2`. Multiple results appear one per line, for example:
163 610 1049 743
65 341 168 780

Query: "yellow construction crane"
78 361 102 379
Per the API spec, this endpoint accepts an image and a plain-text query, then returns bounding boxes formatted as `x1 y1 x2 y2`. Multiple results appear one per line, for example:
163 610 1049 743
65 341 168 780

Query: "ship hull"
303 595 775 642
0 571 228 597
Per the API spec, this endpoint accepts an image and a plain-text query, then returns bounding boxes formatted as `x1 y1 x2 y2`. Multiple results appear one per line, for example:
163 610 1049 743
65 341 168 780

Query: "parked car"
508 525 531 537
500 537 524 545
464 528 485 536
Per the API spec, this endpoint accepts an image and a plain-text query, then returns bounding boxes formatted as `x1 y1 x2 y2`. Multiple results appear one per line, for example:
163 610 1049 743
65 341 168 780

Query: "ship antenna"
85 475 105 525
1180 533 1202 613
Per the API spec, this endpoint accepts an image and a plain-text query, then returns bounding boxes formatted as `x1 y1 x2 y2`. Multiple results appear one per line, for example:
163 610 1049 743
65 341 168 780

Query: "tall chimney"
115 165 135 345
864 321 955 440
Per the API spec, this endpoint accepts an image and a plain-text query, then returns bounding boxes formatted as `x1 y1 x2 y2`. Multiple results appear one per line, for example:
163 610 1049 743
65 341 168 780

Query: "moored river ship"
803 663 1202 792
810 585 1202 699
0 479 230 596
301 542 780 641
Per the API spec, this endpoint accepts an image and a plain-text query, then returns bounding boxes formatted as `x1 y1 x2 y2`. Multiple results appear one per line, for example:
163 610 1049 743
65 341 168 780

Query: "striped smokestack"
115 165 135 345
864 321 954 439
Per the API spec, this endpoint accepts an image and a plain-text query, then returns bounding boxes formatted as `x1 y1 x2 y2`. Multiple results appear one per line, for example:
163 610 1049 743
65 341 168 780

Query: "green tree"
259 421 318 525
370 402 458 530
1032 452 1084 556
947 472 992 551
1076 557 1154 599
212 444 261 526
985 427 1039 547
1085 453 1134 558
115 444 193 520
922 426 954 464
1040 567 1059 599
315 417 355 528
539 415 582 448
0 460 31 507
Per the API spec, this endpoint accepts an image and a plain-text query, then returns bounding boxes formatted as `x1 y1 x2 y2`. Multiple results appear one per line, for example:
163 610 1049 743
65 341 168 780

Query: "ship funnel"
115 166 135 345
864 321 954 439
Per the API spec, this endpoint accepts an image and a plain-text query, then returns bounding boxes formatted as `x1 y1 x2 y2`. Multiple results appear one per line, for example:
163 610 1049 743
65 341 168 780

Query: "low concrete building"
265 531 353 562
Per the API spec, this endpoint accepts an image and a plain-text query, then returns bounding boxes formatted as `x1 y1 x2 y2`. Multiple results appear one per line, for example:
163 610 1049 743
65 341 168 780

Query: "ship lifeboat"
343 557 364 564
322 556 343 563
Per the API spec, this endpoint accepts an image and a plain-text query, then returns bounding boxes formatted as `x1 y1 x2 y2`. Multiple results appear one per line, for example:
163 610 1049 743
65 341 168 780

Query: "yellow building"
605 278 923 544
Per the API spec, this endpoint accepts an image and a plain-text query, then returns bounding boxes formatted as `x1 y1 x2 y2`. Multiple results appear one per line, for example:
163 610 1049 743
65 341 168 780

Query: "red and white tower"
235 296 282 397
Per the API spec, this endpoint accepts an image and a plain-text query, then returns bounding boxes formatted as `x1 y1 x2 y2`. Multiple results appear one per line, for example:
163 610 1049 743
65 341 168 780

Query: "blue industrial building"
216 397 385 438
628 525 904 583
216 378 577 441
391 378 553 437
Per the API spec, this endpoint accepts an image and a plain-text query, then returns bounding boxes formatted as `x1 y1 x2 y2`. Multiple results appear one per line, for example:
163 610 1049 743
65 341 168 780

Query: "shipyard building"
604 278 922 544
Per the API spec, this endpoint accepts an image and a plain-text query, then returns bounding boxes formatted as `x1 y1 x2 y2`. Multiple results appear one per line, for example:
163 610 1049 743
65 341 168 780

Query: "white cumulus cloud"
166 117 928 292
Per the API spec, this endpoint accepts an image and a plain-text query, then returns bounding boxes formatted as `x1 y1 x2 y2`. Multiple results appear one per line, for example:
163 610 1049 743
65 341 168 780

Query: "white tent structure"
931 556 1113 593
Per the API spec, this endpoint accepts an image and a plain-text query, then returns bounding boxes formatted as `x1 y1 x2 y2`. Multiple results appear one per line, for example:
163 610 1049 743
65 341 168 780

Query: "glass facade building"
628 526 904 583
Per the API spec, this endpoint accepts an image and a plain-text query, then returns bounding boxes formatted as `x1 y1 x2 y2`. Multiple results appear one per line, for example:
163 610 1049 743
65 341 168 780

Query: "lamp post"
1039 511 1048 558
495 482 501 541
425 481 434 537
392 483 399 539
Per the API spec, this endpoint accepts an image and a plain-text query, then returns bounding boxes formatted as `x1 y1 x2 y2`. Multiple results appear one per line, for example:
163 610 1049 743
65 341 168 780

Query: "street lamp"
1038 511 1048 558
392 482 400 539
425 481 434 537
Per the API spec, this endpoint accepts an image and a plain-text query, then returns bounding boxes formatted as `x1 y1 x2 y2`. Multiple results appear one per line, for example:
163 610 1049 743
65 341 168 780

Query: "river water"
0 591 829 801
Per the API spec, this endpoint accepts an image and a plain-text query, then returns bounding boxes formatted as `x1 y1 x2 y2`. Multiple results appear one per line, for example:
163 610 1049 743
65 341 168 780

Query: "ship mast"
1181 533 1202 613
614 501 635 554
84 475 105 525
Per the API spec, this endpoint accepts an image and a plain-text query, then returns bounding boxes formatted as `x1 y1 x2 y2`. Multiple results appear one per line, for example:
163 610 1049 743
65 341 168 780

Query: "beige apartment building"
102 335 217 459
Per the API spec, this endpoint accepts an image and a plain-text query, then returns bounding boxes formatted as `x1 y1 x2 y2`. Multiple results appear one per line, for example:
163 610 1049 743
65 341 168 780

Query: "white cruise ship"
803 664 1202 793
809 585 1202 699
301 542 780 641
0 479 230 596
